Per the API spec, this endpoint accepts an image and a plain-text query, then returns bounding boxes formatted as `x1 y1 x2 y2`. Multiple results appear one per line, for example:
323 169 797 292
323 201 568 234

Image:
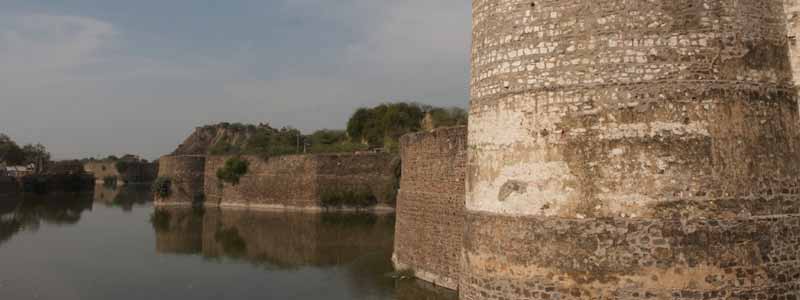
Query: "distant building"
5 165 33 178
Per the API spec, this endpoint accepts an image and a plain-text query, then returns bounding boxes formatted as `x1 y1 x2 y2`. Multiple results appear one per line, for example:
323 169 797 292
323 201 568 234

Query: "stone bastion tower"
464 0 800 299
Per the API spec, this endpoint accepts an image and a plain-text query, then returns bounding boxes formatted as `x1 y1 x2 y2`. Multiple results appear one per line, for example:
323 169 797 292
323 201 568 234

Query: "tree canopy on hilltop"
346 102 467 151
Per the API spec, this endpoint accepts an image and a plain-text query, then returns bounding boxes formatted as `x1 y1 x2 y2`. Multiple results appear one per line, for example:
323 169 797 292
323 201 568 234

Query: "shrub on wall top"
115 161 131 174
217 157 249 186
152 176 172 198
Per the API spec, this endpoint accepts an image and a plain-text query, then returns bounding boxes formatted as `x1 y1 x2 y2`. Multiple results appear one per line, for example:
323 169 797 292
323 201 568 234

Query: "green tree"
307 130 367 154
216 157 249 185
310 130 347 145
244 127 303 156
21 143 50 173
428 107 468 128
0 134 25 165
344 102 425 150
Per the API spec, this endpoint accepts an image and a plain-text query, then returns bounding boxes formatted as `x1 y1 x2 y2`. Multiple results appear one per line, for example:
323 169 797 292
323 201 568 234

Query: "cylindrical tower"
464 0 800 299
156 155 206 205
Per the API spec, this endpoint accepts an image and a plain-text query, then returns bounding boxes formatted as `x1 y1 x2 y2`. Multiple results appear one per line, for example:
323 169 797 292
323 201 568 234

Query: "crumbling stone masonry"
156 155 206 205
464 0 800 299
785 0 800 86
393 126 467 290
157 153 398 211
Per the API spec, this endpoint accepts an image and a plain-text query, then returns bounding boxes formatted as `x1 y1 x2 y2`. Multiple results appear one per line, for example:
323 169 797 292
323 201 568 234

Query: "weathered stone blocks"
393 126 467 290
157 153 398 211
465 0 800 299
156 155 206 205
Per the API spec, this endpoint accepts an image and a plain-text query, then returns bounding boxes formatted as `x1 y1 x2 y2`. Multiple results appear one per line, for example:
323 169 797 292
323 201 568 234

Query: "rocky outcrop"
171 123 277 156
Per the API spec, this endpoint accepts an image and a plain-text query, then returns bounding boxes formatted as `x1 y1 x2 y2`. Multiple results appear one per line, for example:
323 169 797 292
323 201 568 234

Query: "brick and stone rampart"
393 126 467 291
204 153 397 210
204 155 319 209
157 153 397 210
156 155 206 205
464 1 800 299
785 0 800 87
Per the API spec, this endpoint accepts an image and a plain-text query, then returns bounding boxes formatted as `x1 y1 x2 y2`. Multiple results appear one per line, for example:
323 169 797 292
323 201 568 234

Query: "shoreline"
154 201 396 214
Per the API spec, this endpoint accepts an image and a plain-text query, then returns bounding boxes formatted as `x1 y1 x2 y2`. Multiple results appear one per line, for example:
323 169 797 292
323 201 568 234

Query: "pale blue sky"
0 0 471 159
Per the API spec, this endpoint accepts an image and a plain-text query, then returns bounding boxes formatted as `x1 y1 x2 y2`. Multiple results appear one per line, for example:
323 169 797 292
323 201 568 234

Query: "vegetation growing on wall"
216 157 249 185
319 186 377 209
152 177 172 198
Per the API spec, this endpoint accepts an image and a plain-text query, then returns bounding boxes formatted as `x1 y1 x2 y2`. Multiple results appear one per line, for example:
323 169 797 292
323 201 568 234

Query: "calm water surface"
0 186 457 300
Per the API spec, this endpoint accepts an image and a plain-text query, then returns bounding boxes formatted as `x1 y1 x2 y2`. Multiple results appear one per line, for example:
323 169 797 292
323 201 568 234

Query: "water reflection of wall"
153 208 204 254
151 208 456 299
153 208 394 267
94 185 153 212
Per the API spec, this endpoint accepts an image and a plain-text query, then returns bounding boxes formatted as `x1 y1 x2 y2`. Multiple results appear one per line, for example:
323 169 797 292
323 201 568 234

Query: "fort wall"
392 126 467 290
205 153 397 210
157 153 397 211
785 0 800 86
464 0 800 299
204 155 320 209
155 155 206 205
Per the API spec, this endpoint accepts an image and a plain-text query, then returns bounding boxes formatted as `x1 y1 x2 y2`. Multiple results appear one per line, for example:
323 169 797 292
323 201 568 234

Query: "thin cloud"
0 14 116 88
0 1 470 160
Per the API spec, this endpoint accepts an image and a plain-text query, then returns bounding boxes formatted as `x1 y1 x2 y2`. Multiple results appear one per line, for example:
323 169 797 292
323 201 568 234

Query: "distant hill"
171 123 302 156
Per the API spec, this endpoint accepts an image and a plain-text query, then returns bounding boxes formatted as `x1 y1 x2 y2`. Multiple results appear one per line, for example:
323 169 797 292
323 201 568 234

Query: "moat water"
0 186 457 300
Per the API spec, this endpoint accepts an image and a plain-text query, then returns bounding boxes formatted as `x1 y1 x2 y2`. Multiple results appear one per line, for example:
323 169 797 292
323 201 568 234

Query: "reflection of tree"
214 227 246 258
0 219 22 246
0 192 94 247
95 185 153 212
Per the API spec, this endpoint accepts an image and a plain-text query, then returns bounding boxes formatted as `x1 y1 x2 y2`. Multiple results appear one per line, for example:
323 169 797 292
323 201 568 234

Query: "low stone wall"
157 153 398 210
393 126 467 290
156 155 206 205
84 161 158 185
204 155 319 209
204 153 398 210
314 153 399 206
